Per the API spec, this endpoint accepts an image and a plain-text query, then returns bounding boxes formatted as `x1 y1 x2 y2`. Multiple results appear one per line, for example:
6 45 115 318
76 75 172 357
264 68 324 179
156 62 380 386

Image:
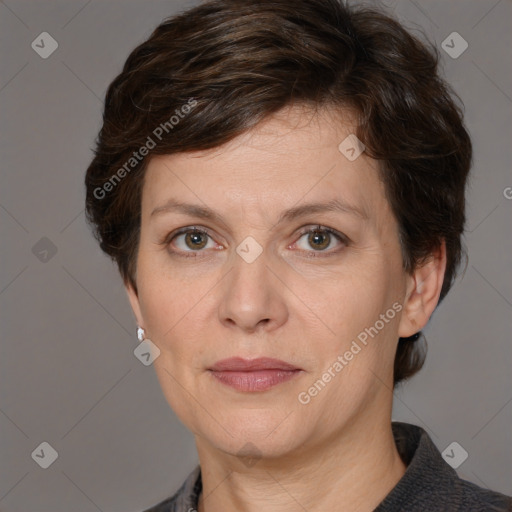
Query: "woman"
84 0 512 510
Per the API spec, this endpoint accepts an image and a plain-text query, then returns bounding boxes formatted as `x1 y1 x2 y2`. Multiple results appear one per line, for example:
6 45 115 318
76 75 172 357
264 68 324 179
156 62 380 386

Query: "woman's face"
126 106 423 461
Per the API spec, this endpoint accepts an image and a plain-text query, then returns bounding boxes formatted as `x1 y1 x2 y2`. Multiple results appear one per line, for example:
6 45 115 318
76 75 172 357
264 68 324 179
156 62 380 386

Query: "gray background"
1 1 511 511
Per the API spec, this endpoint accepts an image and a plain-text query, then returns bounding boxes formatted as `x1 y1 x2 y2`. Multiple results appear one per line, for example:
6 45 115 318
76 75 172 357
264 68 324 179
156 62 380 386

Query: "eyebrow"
150 198 369 225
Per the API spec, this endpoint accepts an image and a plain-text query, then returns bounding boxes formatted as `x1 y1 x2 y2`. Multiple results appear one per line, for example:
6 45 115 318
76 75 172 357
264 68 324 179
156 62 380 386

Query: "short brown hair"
84 0 472 386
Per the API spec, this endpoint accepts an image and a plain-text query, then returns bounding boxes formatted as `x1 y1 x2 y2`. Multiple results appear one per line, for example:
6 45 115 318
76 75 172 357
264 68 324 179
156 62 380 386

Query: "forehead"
142 105 389 227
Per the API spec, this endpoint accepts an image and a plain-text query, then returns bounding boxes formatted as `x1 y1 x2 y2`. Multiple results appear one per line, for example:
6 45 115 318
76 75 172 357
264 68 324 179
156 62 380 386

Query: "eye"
291 225 347 256
164 224 347 258
168 227 222 255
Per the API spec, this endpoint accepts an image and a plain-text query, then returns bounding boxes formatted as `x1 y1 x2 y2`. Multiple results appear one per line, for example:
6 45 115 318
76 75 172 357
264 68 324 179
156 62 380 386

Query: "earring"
136 326 146 342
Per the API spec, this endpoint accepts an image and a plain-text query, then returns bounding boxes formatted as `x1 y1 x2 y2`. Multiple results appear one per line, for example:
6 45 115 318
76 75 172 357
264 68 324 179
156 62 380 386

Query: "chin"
195 408 306 459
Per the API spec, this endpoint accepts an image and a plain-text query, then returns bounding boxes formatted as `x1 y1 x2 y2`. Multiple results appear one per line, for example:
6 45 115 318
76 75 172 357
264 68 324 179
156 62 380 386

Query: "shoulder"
455 478 512 512
375 422 512 512
141 465 202 512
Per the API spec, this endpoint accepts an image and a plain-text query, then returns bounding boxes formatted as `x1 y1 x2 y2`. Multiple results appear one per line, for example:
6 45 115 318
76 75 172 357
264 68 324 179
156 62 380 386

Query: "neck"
195 416 406 512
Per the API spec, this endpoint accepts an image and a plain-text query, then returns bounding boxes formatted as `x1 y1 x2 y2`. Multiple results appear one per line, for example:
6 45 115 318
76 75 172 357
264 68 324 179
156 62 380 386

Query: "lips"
209 357 300 372
208 357 302 392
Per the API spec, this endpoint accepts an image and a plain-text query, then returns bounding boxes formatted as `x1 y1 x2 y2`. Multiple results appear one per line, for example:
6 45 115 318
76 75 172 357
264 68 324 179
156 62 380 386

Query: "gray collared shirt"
142 422 512 511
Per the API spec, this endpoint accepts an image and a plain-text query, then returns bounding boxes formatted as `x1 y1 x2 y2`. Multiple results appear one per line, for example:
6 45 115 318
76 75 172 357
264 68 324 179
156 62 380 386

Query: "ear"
398 240 447 338
124 281 145 328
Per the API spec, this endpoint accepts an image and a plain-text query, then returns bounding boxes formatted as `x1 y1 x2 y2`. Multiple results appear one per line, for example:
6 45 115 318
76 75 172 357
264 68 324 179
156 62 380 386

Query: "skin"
125 104 447 512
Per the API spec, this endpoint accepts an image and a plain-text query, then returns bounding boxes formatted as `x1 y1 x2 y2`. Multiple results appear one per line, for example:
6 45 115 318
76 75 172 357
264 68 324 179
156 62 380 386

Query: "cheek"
135 268 209 423
291 257 401 373
135 257 218 363
296 260 384 332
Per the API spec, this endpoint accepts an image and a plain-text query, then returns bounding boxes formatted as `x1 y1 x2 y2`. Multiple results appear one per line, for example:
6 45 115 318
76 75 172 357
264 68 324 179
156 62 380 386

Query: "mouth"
208 357 303 392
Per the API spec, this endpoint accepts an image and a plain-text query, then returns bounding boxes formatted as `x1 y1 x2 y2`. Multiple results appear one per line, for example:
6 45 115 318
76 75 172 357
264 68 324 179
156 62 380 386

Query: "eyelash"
162 225 349 259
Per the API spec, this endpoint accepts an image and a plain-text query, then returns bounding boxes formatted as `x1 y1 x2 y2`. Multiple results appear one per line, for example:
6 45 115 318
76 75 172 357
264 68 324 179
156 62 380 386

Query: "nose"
218 248 289 334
